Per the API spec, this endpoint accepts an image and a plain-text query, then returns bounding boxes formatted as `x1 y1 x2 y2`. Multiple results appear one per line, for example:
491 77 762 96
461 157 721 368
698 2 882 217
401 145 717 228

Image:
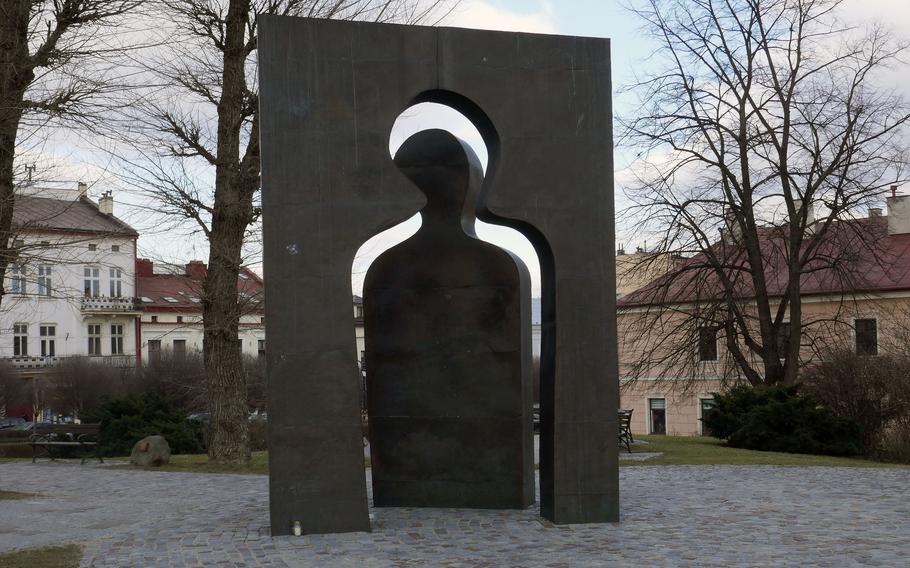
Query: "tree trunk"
202 0 253 464
0 0 31 309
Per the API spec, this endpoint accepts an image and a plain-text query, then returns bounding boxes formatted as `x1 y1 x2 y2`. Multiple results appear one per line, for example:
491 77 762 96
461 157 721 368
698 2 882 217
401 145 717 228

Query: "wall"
617 293 910 435
139 312 265 360
1 232 138 360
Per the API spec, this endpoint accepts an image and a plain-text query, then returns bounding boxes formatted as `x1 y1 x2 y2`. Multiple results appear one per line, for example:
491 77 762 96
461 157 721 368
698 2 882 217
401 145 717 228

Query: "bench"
618 409 634 453
29 424 103 464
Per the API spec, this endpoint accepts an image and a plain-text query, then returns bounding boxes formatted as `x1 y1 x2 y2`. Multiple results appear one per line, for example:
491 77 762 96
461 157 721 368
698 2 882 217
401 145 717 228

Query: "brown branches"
619 0 910 387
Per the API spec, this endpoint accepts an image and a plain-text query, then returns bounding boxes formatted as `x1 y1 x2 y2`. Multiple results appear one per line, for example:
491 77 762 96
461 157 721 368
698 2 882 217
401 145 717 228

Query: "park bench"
618 409 634 453
29 424 103 464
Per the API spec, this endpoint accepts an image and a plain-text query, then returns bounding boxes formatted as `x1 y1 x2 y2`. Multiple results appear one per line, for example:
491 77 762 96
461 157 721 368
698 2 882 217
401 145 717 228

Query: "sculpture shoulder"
365 231 527 291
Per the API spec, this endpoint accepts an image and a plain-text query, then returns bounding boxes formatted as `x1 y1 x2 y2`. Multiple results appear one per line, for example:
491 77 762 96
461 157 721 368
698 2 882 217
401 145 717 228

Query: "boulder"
130 435 171 467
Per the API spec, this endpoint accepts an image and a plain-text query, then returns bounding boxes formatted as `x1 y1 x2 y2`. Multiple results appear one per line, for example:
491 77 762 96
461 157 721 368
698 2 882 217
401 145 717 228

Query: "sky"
20 0 910 295
356 0 910 295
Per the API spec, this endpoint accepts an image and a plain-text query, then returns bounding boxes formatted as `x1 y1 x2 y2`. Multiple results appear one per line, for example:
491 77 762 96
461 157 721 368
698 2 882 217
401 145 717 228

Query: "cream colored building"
618 195 910 436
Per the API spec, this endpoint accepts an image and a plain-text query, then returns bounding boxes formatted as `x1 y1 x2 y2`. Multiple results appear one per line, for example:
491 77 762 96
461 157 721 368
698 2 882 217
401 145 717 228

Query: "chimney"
185 260 207 279
887 187 910 234
616 244 626 256
869 208 883 218
78 182 88 199
136 258 154 277
98 191 114 215
721 208 743 244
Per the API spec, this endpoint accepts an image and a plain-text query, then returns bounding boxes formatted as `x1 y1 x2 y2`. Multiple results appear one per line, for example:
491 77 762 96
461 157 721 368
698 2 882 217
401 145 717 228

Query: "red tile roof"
137 260 264 312
619 216 910 307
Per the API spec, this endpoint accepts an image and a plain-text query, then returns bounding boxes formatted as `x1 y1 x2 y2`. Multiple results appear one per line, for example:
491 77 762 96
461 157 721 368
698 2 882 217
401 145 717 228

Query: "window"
699 398 716 436
775 322 791 356
37 265 52 296
88 324 102 355
150 315 158 323
698 326 718 361
258 339 266 361
148 340 161 363
163 297 178 303
88 244 97 251
10 265 25 294
355 306 364 318
176 316 183 323
856 319 878 356
84 267 100 297
649 398 667 435
111 245 120 252
260 317 265 324
40 325 56 357
109 268 122 297
110 324 124 355
173 339 186 359
13 324 28 356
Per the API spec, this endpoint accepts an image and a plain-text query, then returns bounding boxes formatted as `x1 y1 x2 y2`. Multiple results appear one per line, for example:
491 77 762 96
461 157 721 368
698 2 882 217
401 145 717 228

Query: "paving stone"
0 461 906 566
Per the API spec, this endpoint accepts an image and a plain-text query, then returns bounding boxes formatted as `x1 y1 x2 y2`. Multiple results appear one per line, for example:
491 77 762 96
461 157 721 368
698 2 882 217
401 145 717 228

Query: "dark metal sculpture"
259 16 618 536
365 129 534 509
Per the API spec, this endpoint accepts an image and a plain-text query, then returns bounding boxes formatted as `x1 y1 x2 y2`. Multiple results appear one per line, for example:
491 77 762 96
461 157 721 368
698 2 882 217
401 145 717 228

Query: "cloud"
446 0 558 34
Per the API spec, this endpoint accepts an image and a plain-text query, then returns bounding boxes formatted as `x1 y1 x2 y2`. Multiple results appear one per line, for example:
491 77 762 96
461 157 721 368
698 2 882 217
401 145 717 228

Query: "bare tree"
619 0 910 386
118 0 459 464
0 1 144 309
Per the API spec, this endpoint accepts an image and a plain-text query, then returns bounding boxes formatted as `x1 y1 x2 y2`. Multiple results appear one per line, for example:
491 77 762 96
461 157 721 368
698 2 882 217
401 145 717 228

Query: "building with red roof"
136 259 265 364
617 192 910 436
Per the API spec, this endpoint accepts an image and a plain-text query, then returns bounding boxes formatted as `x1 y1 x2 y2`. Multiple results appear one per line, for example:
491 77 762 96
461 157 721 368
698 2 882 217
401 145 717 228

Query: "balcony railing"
81 296 139 312
2 354 137 370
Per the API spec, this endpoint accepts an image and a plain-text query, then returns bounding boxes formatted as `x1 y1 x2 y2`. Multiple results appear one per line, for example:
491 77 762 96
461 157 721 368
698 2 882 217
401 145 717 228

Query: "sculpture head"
394 129 484 236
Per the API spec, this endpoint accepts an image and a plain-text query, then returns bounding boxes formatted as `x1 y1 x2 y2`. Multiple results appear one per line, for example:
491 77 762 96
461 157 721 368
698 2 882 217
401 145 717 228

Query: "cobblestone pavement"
1 461 907 567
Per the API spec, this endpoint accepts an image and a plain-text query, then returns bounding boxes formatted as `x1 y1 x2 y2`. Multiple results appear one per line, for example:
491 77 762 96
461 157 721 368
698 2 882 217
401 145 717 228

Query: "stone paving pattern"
1 461 908 567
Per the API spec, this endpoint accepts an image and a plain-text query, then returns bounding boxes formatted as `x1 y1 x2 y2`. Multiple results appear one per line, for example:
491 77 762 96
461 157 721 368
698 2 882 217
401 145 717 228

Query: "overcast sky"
23 0 910 295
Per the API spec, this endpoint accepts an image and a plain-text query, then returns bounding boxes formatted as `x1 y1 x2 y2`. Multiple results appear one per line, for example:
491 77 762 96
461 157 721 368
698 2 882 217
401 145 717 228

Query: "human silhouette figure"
364 129 533 509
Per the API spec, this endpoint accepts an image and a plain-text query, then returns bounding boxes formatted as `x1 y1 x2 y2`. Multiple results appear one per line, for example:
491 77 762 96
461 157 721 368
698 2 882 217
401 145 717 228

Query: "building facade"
617 194 910 436
136 259 266 363
1 184 140 371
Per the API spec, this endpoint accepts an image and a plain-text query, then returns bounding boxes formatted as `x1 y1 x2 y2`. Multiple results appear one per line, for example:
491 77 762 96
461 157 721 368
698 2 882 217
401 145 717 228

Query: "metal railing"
2 354 136 369
80 296 139 312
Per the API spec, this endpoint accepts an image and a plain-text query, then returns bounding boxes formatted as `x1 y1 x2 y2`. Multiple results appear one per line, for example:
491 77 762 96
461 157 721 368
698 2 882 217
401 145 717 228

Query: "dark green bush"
703 384 863 457
82 391 204 456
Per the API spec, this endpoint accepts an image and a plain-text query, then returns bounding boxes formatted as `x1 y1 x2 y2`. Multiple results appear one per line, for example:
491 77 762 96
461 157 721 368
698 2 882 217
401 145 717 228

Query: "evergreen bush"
703 385 862 456
83 391 204 456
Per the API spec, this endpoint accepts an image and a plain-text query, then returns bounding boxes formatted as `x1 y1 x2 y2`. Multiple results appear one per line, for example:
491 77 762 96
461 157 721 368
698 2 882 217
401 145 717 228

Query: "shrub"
703 384 862 457
880 420 910 464
82 391 204 456
801 351 910 456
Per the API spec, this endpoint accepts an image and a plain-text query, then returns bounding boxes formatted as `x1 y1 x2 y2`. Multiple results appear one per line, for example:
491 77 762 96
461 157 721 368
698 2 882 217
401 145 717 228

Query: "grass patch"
0 490 38 500
0 544 82 568
625 435 907 467
117 450 371 474
113 451 269 475
109 437 905 474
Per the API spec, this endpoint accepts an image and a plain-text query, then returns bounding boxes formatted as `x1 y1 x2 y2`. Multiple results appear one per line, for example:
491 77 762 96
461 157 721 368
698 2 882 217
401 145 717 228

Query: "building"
1 184 140 417
615 246 681 298
617 193 910 436
136 259 265 363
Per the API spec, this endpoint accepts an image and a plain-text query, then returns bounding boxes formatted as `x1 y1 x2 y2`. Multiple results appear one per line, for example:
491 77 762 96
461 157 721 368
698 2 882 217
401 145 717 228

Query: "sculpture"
259 16 618 536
